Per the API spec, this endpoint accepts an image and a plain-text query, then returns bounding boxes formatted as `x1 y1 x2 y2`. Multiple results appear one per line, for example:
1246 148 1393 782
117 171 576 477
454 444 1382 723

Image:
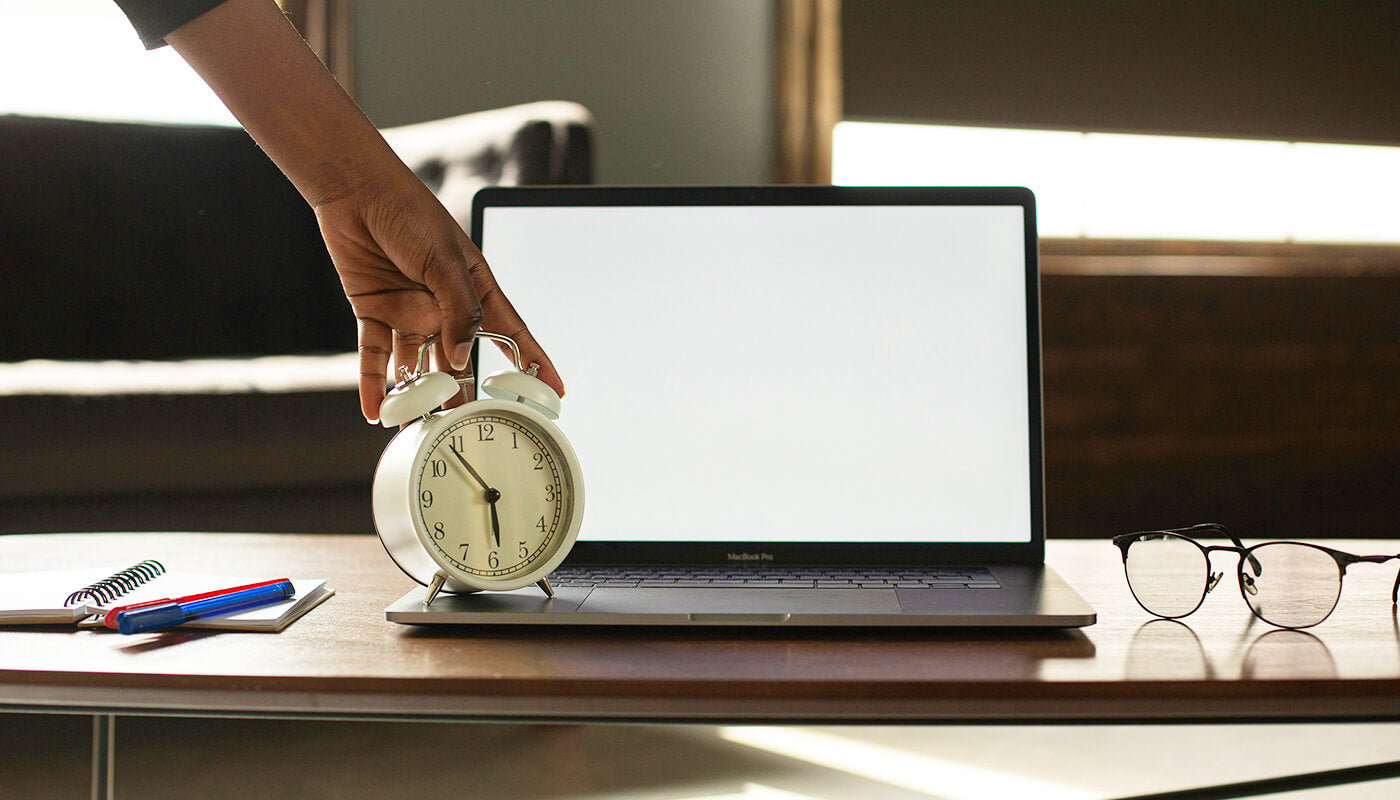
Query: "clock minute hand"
447 445 490 492
449 445 501 547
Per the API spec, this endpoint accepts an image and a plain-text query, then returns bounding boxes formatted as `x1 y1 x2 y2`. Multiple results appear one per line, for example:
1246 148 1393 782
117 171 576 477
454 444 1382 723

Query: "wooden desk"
3 532 1400 725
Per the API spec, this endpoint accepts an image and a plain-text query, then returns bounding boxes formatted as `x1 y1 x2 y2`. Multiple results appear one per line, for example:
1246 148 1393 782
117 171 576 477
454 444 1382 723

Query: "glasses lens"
1240 542 1342 628
1124 533 1210 618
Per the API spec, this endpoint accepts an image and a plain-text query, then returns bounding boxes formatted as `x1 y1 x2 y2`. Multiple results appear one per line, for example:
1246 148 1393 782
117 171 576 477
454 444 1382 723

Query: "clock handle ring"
414 332 529 382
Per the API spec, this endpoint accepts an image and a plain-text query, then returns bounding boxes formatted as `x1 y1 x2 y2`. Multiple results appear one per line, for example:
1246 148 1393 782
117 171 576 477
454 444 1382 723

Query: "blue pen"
116 579 295 634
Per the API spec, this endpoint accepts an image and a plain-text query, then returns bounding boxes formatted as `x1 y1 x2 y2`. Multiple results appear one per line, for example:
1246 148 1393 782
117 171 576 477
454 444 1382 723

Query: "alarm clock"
372 333 584 605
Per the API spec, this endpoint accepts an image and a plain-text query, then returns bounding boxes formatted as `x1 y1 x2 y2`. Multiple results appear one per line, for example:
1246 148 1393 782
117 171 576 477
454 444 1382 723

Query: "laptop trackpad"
578 588 900 619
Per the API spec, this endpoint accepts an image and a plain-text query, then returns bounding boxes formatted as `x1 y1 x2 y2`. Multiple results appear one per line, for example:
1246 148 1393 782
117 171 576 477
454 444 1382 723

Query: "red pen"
101 578 291 629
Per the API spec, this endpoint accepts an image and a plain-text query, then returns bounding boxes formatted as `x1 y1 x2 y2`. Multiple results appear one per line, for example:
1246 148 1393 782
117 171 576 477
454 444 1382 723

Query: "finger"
433 337 470 408
504 325 565 399
392 328 428 383
470 261 566 399
419 243 484 372
357 317 393 423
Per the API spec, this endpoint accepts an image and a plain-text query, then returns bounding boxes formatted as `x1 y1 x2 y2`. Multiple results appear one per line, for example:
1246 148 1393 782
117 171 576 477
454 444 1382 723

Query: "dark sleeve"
113 0 232 50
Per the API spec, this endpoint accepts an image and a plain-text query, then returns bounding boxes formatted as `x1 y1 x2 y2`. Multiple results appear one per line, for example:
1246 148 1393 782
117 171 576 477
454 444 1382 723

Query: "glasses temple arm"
1344 554 1400 606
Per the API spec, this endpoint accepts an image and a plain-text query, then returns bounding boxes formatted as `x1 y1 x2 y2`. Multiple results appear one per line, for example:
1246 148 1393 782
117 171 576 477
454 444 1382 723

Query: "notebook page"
0 567 121 623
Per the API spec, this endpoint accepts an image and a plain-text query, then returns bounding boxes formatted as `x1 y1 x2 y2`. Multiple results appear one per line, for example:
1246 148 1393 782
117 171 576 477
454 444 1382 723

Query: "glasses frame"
1112 523 1400 629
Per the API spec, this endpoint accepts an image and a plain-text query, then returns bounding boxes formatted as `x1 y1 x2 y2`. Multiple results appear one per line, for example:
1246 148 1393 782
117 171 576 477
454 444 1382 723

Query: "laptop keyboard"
549 566 1001 589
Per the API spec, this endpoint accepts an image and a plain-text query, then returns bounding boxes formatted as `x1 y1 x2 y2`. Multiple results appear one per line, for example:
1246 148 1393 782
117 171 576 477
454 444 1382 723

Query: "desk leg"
91 714 114 800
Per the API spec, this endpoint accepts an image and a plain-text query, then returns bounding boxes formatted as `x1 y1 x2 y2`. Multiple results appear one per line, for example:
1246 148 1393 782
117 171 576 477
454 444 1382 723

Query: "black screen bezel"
471 185 1045 566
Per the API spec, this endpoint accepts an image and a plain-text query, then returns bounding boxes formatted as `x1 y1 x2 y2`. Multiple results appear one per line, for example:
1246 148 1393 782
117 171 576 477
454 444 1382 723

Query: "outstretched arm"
154 0 562 421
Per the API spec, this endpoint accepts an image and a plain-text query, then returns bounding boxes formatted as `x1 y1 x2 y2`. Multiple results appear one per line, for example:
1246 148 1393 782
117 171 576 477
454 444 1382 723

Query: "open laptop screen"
473 187 1042 561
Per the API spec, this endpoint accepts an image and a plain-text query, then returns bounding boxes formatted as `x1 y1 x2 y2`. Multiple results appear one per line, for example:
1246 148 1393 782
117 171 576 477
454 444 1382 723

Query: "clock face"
412 410 577 582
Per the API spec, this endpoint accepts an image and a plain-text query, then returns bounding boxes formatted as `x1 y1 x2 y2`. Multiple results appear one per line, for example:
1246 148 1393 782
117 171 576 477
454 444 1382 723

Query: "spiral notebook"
0 560 333 630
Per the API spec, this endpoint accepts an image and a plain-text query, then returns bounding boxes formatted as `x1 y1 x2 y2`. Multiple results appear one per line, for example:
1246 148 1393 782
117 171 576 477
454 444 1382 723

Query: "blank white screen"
481 204 1032 543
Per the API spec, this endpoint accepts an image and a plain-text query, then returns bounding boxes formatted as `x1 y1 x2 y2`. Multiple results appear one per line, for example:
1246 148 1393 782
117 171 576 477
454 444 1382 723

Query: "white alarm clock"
372 332 583 604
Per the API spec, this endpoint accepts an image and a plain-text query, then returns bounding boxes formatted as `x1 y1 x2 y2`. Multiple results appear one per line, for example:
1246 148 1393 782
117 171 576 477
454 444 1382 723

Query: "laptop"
386 185 1095 627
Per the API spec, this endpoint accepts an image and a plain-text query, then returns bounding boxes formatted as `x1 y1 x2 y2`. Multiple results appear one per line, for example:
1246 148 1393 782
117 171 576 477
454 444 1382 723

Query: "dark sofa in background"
0 102 592 534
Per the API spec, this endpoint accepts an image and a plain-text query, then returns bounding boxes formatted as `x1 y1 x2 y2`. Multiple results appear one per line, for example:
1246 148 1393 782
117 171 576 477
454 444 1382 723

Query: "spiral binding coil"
64 560 166 606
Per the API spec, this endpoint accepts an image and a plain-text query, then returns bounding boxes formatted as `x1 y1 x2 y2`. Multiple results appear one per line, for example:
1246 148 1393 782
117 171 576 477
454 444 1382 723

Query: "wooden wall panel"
1040 273 1400 539
843 1 1400 145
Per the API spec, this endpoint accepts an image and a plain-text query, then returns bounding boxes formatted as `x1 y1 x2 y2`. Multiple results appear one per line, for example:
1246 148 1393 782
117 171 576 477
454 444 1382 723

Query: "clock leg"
536 577 555 598
424 571 448 606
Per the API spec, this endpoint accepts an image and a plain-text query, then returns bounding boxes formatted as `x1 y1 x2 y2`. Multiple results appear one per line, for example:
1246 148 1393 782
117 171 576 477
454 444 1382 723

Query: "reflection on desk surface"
1109 573 1400 683
1127 620 1343 680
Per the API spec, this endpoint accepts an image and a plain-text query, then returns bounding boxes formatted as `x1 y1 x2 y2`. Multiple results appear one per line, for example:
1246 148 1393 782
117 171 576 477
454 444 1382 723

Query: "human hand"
313 171 564 423
163 0 562 424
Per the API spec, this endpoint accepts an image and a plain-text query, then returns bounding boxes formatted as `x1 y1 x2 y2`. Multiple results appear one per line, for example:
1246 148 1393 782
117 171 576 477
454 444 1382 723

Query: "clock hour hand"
486 488 502 547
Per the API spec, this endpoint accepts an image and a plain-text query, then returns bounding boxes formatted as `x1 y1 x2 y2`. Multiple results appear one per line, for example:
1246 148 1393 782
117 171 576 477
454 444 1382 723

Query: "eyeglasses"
1112 523 1400 629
